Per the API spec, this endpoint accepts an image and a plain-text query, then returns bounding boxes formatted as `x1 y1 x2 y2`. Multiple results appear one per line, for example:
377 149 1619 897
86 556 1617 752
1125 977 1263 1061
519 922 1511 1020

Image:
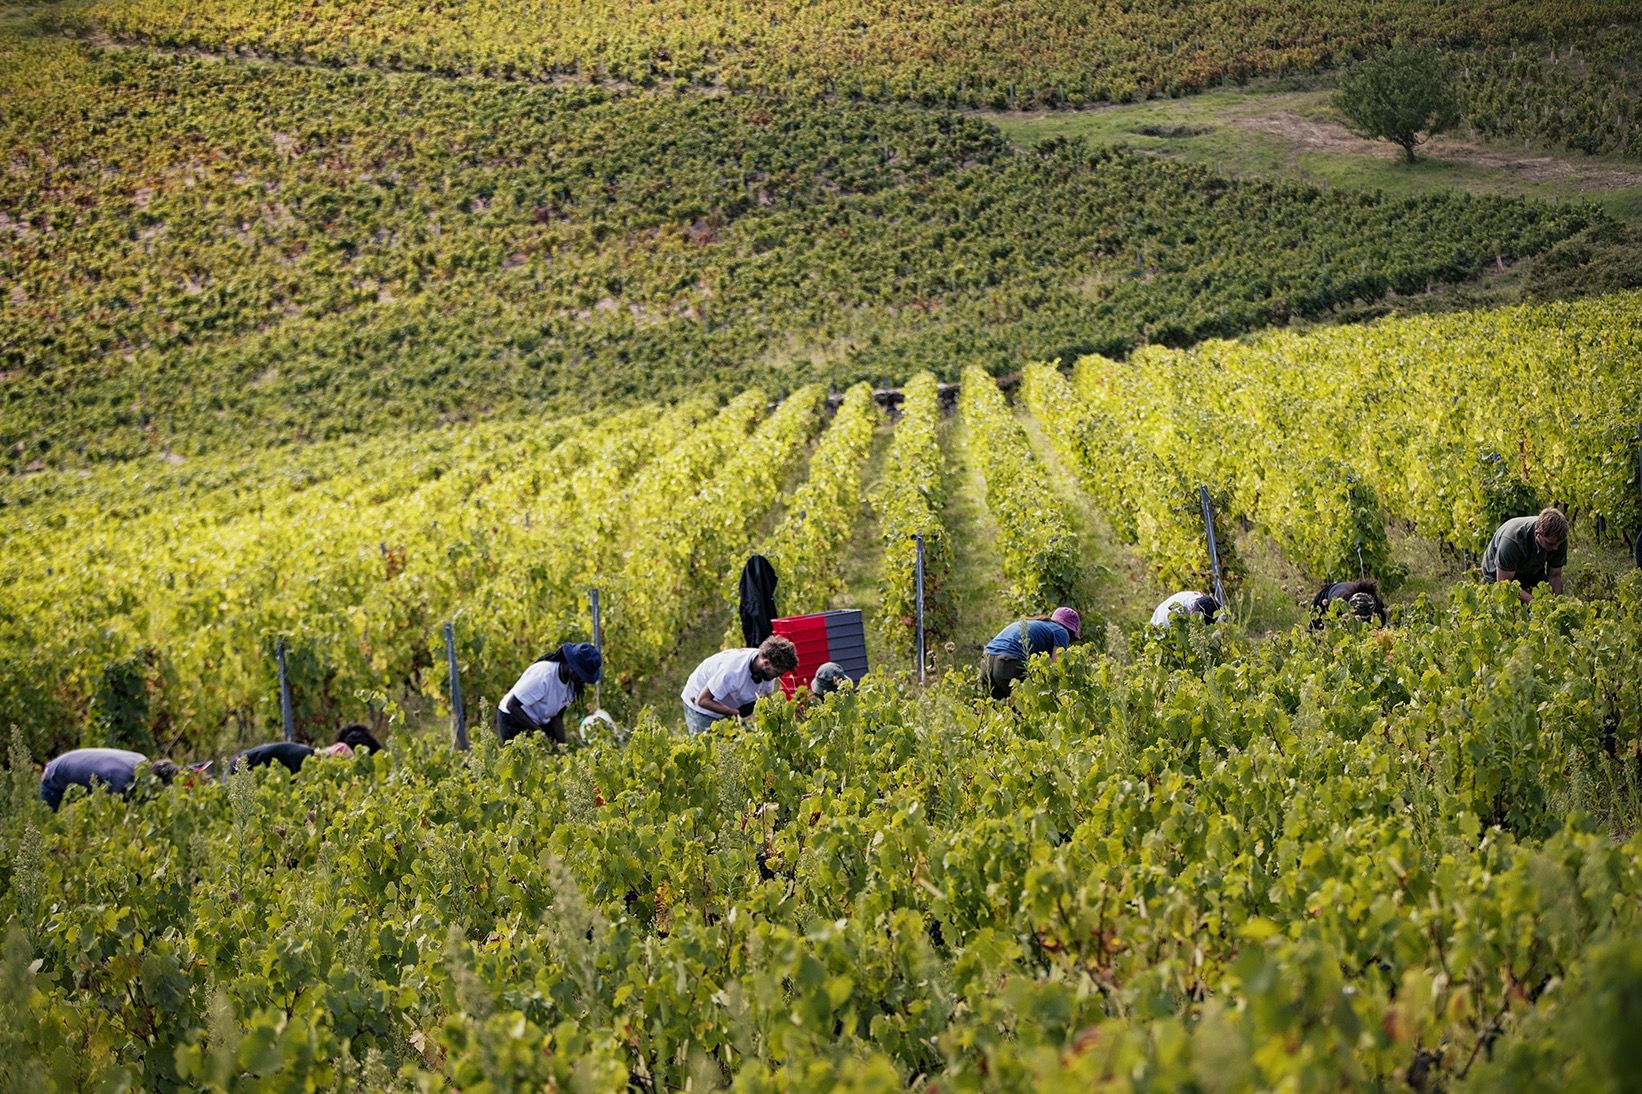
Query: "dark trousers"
496 707 565 745
982 653 1025 700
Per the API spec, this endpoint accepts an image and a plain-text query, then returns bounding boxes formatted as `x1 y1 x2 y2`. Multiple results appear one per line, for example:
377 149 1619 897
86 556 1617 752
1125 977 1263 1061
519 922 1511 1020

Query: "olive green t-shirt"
1481 516 1566 580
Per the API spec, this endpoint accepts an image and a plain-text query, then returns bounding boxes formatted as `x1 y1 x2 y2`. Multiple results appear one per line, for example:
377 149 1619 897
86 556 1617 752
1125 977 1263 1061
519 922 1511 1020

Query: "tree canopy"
1334 41 1461 163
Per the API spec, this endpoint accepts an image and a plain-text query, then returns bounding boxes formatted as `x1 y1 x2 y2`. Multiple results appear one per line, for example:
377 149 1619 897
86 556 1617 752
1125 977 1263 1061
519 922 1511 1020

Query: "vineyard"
6 579 1642 1088
44 0 1640 109
6 0 1642 1087
1456 23 1642 159
0 32 1623 471
5 287 1638 756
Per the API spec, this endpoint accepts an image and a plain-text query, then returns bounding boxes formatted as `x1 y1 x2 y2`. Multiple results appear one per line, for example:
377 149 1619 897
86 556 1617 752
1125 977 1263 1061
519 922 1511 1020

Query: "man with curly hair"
681 635 798 734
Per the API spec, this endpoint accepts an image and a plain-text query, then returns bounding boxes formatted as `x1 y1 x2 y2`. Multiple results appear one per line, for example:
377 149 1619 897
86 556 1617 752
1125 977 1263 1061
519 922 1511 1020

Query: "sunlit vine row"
745 383 880 626
958 367 1078 611
1079 289 1642 556
870 372 951 660
601 386 827 688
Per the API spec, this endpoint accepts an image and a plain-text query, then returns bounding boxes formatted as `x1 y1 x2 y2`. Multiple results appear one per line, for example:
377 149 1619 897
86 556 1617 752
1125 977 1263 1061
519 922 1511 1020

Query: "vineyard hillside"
0 30 1630 470
5 288 1638 756
4 2 1642 1089
45 0 1642 110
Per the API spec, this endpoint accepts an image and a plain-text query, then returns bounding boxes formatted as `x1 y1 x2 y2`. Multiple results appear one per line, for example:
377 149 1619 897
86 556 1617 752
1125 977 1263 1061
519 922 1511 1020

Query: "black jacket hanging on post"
739 554 779 646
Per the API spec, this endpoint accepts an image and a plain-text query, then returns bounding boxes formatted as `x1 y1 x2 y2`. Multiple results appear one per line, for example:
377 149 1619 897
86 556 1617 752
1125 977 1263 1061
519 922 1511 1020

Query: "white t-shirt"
499 660 576 723
1150 591 1207 629
681 648 778 717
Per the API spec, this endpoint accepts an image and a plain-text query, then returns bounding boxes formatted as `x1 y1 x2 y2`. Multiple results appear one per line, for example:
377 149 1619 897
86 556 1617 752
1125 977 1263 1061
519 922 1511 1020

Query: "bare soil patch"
1235 109 1642 187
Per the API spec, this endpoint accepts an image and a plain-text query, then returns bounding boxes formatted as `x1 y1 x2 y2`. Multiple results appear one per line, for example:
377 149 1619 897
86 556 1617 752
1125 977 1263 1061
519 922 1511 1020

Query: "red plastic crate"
770 610 869 697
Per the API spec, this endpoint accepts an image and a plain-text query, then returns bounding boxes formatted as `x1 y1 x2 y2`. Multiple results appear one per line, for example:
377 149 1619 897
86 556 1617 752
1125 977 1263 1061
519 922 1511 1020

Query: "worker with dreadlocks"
497 643 603 744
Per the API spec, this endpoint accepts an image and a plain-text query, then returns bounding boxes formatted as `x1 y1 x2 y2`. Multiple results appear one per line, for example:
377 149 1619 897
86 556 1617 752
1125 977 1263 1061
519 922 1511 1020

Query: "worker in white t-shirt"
497 642 603 744
680 635 799 735
1150 591 1220 629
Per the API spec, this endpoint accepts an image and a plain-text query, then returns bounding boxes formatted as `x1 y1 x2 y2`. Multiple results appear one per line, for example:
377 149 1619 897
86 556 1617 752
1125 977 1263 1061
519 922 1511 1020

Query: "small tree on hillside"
1334 42 1460 164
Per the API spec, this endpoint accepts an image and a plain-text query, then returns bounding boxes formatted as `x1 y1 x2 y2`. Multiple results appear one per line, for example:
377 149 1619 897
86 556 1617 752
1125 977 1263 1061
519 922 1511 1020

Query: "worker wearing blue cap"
497 642 603 744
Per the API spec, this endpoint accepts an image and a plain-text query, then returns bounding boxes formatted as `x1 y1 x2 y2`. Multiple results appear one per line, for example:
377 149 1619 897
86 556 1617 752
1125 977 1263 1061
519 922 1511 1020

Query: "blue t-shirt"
39 748 147 811
984 620 1071 659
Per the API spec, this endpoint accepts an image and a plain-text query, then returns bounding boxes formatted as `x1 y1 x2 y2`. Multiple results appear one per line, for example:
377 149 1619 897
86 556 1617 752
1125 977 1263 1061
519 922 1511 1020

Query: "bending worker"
1482 507 1567 603
681 635 799 734
234 724 381 774
1310 579 1389 627
498 643 603 744
39 748 177 811
981 606 1080 700
811 662 850 698
1150 591 1219 630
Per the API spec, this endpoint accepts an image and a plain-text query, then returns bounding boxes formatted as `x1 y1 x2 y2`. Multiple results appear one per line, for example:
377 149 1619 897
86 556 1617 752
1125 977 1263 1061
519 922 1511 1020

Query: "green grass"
987 88 1642 227
940 416 1008 672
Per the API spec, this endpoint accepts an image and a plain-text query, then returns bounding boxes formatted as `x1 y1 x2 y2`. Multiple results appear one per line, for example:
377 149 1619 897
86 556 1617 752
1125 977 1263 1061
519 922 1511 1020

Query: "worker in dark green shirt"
1481 508 1568 603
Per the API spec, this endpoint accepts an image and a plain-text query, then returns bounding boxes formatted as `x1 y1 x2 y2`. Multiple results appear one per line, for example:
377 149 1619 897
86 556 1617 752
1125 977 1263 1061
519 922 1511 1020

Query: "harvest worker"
233 723 382 774
1482 507 1567 603
810 662 850 698
39 748 178 811
497 643 603 745
1310 579 1389 627
980 606 1080 701
1150 591 1219 630
681 635 800 734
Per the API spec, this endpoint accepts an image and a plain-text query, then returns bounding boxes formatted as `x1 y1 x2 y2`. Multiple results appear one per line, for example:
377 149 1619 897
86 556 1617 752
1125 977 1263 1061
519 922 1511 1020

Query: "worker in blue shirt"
980 606 1080 700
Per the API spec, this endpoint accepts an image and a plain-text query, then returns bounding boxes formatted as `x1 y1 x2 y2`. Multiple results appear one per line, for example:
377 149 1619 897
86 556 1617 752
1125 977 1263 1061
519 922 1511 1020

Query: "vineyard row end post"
276 638 295 743
913 534 927 685
589 586 603 712
1199 486 1229 613
444 622 468 753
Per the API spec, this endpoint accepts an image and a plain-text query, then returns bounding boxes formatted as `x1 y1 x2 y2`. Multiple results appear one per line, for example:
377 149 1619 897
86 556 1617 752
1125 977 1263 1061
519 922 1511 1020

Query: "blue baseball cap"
560 642 603 685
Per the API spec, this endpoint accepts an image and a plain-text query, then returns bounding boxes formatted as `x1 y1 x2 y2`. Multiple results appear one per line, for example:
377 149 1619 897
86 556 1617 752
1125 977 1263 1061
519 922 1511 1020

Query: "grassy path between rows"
1016 410 1167 635
833 416 894 652
941 414 1008 671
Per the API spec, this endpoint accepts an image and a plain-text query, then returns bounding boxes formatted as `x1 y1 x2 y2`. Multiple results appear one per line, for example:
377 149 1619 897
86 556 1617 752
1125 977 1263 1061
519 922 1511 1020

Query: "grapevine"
958 366 1080 611
870 371 952 659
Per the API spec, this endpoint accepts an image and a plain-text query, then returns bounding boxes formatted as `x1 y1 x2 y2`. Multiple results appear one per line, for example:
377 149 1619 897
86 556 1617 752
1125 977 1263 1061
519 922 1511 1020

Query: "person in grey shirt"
1481 507 1568 603
39 748 177 811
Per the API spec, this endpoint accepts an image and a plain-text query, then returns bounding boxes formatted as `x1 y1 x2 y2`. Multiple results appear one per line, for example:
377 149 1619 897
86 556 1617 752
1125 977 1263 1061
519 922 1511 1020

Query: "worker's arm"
695 689 742 720
1548 568 1564 596
505 695 553 733
543 710 567 744
1493 568 1533 603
